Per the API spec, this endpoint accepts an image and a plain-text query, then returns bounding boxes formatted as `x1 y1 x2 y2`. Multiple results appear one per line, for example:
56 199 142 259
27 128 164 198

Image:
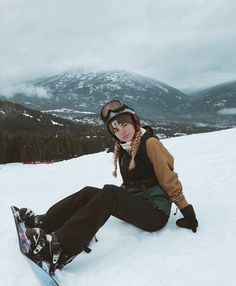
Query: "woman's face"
113 122 136 142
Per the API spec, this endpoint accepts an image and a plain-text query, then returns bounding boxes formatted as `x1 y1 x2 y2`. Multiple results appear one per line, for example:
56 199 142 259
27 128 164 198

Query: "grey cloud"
0 84 52 99
0 0 236 91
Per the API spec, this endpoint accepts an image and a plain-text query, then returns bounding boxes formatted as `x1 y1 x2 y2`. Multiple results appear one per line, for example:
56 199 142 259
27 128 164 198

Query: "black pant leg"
111 188 169 232
46 186 101 232
55 185 169 257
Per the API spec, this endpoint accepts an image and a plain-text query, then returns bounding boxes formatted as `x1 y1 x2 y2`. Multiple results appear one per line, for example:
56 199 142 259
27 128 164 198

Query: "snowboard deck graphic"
11 206 60 286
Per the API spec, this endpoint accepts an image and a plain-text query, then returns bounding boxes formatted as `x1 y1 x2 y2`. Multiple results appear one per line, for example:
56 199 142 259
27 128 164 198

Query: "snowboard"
11 206 60 286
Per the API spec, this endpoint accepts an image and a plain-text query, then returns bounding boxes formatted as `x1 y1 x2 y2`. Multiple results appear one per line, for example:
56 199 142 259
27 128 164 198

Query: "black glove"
176 204 198 233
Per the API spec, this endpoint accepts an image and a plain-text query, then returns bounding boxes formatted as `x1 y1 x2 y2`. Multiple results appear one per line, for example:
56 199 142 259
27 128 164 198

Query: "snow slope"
1 128 236 286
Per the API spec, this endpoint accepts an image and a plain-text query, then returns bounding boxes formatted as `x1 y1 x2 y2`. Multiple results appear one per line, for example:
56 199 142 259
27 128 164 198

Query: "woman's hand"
176 204 198 233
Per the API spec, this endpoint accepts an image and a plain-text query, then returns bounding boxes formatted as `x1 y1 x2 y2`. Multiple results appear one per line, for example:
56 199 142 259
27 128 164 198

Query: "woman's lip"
122 134 130 140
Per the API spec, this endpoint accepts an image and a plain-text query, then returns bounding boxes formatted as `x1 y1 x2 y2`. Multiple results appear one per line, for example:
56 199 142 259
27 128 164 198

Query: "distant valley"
1 72 234 164
0 69 235 132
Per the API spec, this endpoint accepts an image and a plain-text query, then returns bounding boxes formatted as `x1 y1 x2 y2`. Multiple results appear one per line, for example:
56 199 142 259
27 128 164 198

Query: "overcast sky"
1 0 236 91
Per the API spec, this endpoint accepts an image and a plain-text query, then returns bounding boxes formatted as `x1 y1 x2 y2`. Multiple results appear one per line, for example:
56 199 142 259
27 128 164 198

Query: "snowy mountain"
189 80 236 115
0 70 192 121
1 128 236 286
1 70 235 126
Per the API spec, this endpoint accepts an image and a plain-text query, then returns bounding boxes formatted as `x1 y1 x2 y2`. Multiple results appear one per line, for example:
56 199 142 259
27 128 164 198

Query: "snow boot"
26 227 62 274
18 208 48 231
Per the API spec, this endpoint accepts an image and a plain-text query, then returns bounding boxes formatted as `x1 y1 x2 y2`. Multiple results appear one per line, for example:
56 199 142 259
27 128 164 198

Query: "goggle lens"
100 100 125 122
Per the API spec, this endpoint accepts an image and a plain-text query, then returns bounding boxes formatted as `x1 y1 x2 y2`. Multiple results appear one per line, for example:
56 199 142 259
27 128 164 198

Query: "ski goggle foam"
100 100 135 124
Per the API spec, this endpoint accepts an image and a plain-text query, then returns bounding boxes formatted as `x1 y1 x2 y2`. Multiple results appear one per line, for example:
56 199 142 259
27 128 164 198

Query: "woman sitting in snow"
19 100 198 274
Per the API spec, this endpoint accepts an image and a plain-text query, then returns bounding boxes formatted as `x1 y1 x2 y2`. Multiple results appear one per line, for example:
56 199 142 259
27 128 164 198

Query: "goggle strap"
105 108 136 125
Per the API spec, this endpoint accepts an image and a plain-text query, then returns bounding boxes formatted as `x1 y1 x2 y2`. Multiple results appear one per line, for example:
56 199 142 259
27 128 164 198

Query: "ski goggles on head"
100 100 135 124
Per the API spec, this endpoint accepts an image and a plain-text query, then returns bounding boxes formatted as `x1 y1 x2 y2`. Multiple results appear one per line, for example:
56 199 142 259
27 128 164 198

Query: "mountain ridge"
0 70 192 121
0 69 235 125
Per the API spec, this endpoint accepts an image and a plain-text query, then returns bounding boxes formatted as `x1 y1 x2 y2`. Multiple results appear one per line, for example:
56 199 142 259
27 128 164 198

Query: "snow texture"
1 128 236 286
51 120 64 126
218 108 236 115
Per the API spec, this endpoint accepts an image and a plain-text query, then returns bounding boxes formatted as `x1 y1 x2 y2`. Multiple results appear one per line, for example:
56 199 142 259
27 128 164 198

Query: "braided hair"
112 129 142 177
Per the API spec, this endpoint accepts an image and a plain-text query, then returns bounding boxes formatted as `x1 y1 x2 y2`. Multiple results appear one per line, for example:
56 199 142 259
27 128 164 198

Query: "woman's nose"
119 126 126 134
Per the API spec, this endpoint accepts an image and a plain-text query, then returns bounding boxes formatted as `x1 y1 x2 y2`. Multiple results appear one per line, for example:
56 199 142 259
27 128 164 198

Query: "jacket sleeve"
146 137 188 210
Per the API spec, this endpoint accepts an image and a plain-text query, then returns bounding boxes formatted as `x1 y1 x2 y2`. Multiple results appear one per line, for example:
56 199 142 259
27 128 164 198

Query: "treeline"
0 100 114 164
0 127 113 164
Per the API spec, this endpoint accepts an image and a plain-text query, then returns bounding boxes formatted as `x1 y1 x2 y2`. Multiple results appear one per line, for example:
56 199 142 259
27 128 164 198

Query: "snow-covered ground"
1 128 236 286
